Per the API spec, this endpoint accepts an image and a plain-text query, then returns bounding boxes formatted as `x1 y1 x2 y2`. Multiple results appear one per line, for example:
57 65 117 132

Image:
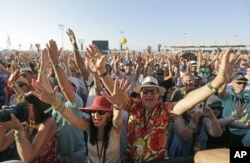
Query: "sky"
0 0 250 51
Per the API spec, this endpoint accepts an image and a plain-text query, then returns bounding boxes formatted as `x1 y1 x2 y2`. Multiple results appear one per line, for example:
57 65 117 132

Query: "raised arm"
173 48 239 115
67 28 90 80
101 78 130 130
46 39 76 103
31 80 90 130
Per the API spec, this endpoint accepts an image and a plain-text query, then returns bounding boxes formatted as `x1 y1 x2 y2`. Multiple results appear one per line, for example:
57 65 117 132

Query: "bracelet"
14 131 27 143
11 82 18 88
187 124 195 131
73 47 79 52
207 81 219 92
99 71 108 78
54 101 64 112
58 106 66 114
37 70 46 75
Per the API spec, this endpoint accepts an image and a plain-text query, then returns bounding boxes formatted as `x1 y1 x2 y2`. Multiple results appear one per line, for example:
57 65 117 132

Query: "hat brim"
133 85 166 94
80 105 112 112
19 71 32 76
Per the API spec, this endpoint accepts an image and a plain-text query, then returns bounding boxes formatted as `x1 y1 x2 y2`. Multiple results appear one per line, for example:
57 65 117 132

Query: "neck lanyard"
97 141 106 163
143 105 157 130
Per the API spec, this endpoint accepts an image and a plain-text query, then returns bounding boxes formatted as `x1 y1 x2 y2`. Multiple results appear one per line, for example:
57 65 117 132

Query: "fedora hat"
134 76 166 94
80 96 112 112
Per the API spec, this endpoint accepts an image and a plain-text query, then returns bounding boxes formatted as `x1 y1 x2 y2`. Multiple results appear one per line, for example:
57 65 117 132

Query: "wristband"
99 71 108 78
207 81 219 92
14 131 27 143
187 124 195 131
73 47 79 52
11 82 18 88
54 101 64 112
37 70 46 75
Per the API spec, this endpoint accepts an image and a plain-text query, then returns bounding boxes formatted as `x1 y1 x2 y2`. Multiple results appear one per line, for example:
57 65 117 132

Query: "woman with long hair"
31 78 130 163
0 93 58 162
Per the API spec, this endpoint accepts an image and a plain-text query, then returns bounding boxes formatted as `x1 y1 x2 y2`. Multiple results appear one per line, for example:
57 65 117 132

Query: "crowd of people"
0 28 250 163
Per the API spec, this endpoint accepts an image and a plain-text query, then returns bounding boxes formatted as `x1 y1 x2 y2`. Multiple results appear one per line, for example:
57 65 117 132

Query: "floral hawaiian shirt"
124 97 174 163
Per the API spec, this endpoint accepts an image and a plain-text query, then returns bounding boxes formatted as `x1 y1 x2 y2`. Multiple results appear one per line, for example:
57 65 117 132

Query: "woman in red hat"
31 78 130 163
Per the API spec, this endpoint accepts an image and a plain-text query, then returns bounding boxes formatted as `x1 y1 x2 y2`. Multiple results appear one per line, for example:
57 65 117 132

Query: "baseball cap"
206 95 223 109
123 60 133 66
231 72 248 81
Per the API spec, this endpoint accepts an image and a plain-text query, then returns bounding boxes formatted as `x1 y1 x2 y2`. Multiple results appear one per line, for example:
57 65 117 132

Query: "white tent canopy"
168 39 250 49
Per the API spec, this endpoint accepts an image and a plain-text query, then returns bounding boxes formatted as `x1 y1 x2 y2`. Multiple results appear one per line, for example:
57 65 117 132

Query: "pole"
58 24 65 48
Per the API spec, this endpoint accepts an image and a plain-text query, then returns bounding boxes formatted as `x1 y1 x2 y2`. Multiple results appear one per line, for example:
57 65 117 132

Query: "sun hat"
133 76 166 94
16 76 30 87
19 67 33 75
80 96 112 112
206 95 223 109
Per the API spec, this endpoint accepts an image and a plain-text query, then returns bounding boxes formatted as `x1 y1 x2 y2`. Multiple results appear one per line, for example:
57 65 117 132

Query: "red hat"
80 96 112 112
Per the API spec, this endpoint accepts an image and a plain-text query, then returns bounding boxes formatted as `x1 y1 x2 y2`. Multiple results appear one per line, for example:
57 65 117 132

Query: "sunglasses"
18 83 25 87
157 73 164 76
142 89 159 95
236 81 247 85
90 110 106 115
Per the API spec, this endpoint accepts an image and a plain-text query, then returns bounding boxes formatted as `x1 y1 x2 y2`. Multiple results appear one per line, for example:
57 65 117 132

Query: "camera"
195 102 204 113
0 102 29 122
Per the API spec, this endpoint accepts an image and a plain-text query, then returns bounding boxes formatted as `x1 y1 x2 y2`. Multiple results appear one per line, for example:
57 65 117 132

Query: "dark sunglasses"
142 89 159 95
18 83 25 87
236 81 247 85
90 110 106 115
157 73 164 76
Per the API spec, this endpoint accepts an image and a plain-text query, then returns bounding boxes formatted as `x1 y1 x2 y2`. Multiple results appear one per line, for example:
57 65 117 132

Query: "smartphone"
195 102 204 113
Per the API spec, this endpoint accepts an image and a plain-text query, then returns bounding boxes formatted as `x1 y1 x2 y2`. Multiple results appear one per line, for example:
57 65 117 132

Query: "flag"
7 33 11 47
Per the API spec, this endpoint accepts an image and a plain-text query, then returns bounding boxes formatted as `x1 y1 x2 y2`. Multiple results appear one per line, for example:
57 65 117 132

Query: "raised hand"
66 28 77 45
85 45 107 73
46 39 62 64
31 79 59 106
101 78 131 109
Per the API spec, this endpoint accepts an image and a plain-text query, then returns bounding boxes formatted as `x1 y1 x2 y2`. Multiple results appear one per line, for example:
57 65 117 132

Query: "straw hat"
133 76 166 94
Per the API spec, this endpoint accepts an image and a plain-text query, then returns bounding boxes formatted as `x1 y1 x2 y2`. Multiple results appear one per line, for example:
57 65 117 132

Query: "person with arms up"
31 76 130 163
83 45 239 162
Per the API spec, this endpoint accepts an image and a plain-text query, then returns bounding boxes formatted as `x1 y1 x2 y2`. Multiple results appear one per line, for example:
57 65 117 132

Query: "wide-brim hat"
133 76 166 94
80 96 112 112
16 76 30 87
19 67 33 75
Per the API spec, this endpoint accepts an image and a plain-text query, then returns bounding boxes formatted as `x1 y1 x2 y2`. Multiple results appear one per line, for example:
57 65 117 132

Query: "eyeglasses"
142 89 159 95
90 110 106 115
157 73 164 76
236 81 247 85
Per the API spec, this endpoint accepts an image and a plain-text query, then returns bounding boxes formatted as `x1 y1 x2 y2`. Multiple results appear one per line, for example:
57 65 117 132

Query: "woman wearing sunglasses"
31 78 130 163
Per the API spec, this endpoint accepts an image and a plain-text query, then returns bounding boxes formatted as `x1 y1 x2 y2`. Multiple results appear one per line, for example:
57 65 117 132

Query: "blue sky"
0 0 249 51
